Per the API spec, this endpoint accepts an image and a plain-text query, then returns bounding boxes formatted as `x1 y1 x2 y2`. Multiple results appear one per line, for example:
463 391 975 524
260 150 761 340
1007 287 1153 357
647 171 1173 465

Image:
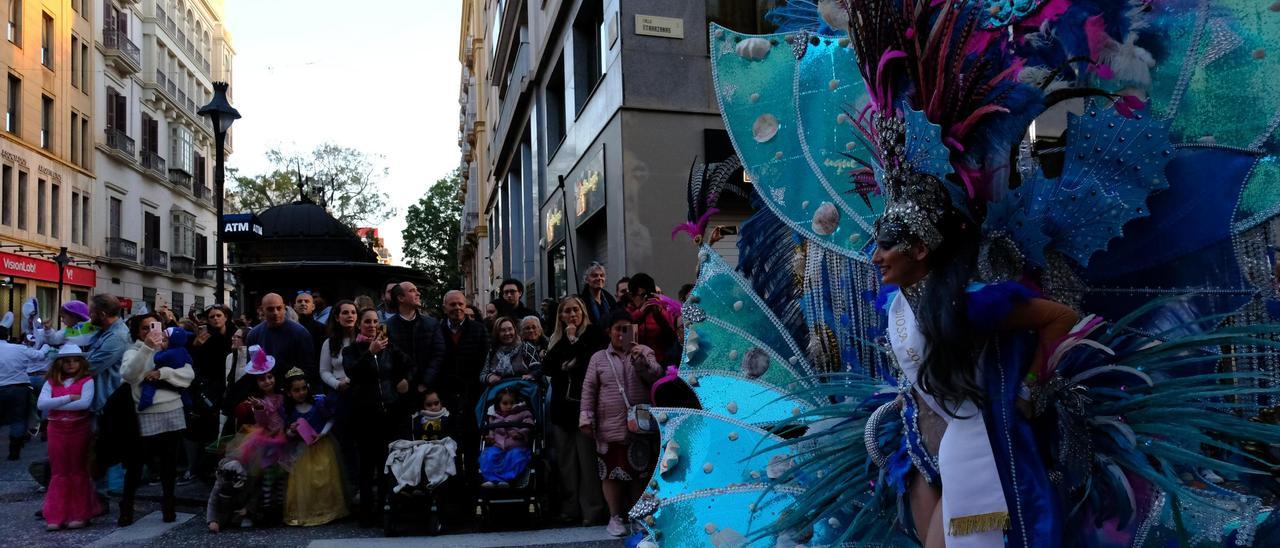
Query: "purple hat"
61 300 90 322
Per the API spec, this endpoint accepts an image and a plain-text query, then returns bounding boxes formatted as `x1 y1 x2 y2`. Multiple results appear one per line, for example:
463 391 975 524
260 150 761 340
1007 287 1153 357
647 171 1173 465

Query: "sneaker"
177 472 196 485
45 523 62 531
66 521 86 529
606 515 627 537
481 481 495 488
496 481 509 488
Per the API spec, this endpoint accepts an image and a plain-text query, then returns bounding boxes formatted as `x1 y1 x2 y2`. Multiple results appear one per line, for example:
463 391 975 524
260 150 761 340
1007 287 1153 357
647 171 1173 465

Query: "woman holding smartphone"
119 314 194 525
578 309 664 537
340 308 412 527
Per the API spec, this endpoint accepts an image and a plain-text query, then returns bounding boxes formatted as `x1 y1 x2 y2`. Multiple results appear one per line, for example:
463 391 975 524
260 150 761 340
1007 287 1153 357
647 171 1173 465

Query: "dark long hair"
326 300 357 357
913 216 985 416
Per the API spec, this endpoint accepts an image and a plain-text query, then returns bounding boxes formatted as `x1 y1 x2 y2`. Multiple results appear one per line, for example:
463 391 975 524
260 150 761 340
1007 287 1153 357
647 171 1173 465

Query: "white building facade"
93 0 233 315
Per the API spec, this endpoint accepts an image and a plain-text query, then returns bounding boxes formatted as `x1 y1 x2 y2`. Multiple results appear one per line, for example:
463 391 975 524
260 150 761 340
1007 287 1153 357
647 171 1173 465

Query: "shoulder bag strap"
603 351 632 409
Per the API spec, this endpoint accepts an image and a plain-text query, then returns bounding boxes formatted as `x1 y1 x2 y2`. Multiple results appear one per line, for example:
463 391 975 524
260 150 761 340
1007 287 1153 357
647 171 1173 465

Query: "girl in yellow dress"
280 367 348 526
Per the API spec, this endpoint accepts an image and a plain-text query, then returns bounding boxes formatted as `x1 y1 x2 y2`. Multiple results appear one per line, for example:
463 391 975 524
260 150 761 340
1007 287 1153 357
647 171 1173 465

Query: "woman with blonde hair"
542 296 608 525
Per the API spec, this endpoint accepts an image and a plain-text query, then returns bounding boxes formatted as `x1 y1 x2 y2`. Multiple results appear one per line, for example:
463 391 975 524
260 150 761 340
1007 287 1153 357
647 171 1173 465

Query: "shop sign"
222 213 264 241
37 166 62 183
0 149 28 168
572 147 606 225
635 14 683 39
0 251 96 287
543 197 565 245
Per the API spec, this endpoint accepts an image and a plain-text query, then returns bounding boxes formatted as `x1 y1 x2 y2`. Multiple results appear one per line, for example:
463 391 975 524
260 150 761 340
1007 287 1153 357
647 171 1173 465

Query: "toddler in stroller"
382 391 459 536
479 386 535 488
474 379 550 528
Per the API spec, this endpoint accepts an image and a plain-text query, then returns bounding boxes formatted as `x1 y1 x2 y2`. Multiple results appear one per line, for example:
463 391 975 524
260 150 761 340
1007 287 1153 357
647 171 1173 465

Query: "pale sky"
223 0 464 265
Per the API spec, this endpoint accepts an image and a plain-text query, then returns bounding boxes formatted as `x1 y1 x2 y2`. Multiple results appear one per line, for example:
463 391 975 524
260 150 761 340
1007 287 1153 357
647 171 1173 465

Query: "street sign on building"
635 14 683 39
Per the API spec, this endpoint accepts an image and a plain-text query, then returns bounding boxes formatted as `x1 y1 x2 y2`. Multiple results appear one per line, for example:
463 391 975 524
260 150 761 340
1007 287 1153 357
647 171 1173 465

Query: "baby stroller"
383 411 464 537
473 377 551 529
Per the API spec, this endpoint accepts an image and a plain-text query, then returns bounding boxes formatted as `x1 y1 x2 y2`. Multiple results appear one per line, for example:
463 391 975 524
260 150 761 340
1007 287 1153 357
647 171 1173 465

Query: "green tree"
229 143 394 228
402 170 463 307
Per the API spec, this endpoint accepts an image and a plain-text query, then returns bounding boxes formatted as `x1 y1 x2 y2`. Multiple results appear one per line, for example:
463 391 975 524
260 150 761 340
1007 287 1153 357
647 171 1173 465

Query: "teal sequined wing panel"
681 248 820 425
711 24 881 259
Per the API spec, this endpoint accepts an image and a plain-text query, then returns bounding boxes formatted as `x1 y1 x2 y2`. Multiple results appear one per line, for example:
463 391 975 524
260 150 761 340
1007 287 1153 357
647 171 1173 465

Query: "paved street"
0 438 623 548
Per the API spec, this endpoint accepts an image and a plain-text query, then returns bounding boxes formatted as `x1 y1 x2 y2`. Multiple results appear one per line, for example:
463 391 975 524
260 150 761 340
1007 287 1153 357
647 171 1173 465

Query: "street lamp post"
198 82 241 306
53 246 70 312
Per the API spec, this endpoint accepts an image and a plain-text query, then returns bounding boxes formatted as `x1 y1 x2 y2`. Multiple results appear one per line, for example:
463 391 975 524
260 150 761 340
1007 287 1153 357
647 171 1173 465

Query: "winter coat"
543 323 607 427
485 404 534 450
384 311 445 390
579 344 663 454
479 342 542 384
627 295 682 365
342 339 412 415
437 318 488 402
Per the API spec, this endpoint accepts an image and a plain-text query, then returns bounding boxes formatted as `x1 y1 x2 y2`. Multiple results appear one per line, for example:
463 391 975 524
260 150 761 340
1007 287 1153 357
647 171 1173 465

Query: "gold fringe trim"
948 511 1010 536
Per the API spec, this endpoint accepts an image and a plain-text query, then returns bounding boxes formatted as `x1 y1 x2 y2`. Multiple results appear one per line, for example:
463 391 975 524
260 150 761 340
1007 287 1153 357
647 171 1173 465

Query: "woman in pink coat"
579 310 663 537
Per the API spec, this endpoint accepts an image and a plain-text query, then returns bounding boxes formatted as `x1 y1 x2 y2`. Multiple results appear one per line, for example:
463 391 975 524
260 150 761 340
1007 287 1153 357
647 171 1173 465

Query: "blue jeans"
0 384 31 438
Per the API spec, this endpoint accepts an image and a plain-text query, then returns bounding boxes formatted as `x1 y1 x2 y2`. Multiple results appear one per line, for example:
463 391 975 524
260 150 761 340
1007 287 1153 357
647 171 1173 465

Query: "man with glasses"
492 278 537 322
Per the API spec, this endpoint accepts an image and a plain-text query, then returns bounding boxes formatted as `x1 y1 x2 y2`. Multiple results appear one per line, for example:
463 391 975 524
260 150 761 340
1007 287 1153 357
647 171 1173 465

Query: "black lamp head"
198 81 241 134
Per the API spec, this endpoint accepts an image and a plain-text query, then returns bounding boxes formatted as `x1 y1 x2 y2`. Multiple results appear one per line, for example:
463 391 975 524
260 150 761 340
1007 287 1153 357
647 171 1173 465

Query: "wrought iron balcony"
102 28 141 73
170 255 195 276
104 127 135 158
141 149 166 177
143 247 169 269
105 237 138 262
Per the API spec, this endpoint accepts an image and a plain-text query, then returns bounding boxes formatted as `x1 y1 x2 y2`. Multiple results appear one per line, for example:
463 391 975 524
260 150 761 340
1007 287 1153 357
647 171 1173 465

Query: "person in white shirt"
0 335 52 460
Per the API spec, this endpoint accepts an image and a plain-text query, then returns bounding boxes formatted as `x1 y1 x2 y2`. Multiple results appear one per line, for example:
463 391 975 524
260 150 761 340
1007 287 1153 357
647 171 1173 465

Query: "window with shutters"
171 211 194 258
195 233 208 265
108 197 122 238
144 211 161 250
141 114 159 153
105 87 126 133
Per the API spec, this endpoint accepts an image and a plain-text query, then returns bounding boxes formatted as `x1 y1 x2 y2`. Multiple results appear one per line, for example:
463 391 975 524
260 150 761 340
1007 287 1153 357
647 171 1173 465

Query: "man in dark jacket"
439 290 488 500
385 282 445 402
292 291 327 358
245 293 315 382
438 291 488 406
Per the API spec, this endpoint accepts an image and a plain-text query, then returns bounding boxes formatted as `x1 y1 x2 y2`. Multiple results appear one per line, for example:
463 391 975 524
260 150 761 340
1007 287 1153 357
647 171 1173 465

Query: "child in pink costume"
38 344 101 530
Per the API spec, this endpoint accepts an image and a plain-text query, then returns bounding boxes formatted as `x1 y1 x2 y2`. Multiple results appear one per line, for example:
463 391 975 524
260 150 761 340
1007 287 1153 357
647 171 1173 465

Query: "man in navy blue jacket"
245 293 315 382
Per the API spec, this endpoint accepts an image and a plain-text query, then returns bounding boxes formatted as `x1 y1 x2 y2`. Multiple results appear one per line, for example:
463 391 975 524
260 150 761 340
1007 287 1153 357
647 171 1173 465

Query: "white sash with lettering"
889 291 1008 546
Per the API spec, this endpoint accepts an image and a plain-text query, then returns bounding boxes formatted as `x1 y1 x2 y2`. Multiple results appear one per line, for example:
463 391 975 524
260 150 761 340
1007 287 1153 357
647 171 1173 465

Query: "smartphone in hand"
619 323 635 348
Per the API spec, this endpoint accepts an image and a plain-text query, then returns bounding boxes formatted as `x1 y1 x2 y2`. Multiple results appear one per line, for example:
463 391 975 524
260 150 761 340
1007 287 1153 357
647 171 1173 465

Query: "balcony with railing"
170 255 195 276
143 247 169 269
105 237 138 262
141 149 166 178
102 28 141 73
104 127 135 160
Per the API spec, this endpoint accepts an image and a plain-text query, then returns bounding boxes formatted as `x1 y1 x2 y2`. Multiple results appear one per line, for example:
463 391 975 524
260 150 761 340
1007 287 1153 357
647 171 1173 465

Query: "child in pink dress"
38 344 101 531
